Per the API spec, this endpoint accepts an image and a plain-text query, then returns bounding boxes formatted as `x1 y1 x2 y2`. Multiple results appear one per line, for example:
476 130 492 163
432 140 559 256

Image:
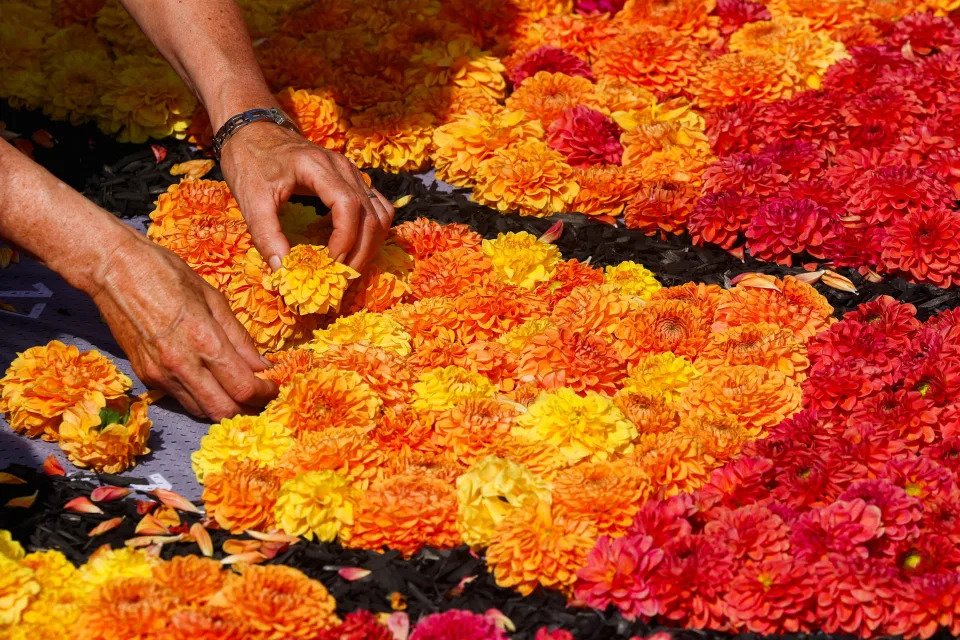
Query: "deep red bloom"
546 106 623 167
902 355 960 406
888 13 960 56
839 479 923 555
704 504 790 563
840 85 926 128
823 45 913 93
410 610 508 640
802 364 880 416
706 101 765 156
812 554 902 638
839 422 909 478
827 225 887 269
758 91 844 152
534 628 575 640
573 535 664 621
697 456 776 512
807 321 904 383
790 499 883 564
509 46 595 87
687 191 756 250
702 152 788 196
715 0 771 36
899 533 960 577
846 389 937 449
882 206 960 287
650 534 735 630
825 147 897 192
847 165 955 226
627 493 696 546
745 197 837 265
843 295 920 343
319 611 393 640
771 452 842 508
928 436 960 477
760 140 825 181
723 557 816 634
574 0 626 13
882 454 958 503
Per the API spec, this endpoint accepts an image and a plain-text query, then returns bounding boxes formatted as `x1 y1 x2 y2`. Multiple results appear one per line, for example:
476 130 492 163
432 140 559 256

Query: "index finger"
295 156 362 262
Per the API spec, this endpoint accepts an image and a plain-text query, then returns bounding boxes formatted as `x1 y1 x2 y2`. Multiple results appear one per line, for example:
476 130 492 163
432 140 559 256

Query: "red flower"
823 45 913 94
882 454 958 504
899 534 960 577
927 436 960 477
509 46 594 87
745 197 836 265
840 85 926 129
889 13 960 56
723 557 816 634
573 534 664 621
546 106 624 167
714 0 771 36
534 628 575 640
697 456 775 512
318 611 392 640
704 504 791 563
758 91 843 152
627 493 696 547
650 534 735 630
410 610 508 640
889 573 960 639
839 422 910 478
825 147 897 193
574 0 625 13
882 206 960 287
847 389 937 449
771 452 841 508
843 295 920 343
802 365 880 416
760 140 825 181
812 554 902 638
839 479 923 555
847 165 955 226
706 101 765 156
828 225 888 270
807 322 904 383
688 191 756 250
702 152 788 196
623 180 698 236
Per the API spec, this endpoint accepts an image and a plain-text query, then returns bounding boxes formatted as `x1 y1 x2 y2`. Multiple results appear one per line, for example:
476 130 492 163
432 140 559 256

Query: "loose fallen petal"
42 455 65 476
537 220 564 244
135 514 170 535
338 567 371 581
190 522 214 557
151 144 167 163
822 270 858 293
151 488 201 514
0 472 27 484
170 159 215 179
91 486 131 502
64 496 103 514
221 551 267 565
88 517 124 536
392 194 414 208
5 492 37 508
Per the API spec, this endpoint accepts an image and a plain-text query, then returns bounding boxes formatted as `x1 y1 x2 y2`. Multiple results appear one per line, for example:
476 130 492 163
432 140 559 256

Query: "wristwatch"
212 107 300 158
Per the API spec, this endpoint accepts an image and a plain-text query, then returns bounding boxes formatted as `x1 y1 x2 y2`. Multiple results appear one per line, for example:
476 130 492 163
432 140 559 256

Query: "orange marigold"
76 578 176 640
341 474 460 557
636 434 712 498
551 460 651 538
613 300 711 363
345 102 435 172
340 267 410 314
518 326 627 395
481 434 571 480
385 449 465 484
712 276 835 341
147 213 252 288
551 284 634 337
454 282 549 343
593 27 703 96
57 393 152 473
149 179 242 225
650 282 729 324
202 458 282 533
674 410 750 465
535 259 605 306
619 0 720 42
620 121 711 170
504 71 604 125
411 85 502 126
263 369 381 435
406 38 507 100
679 364 803 436
210 565 339 638
258 349 322 388
367 406 436 455
156 608 253 640
408 247 493 299
432 397 520 465
766 0 865 30
693 51 800 109
473 140 579 217
697 322 810 380
614 387 682 435
152 556 225 605
275 87 347 152
314 342 414 408
387 296 461 345
596 77 658 113
623 180 700 236
569 165 644 217
514 12 620 59
279 427 387 490
390 218 482 260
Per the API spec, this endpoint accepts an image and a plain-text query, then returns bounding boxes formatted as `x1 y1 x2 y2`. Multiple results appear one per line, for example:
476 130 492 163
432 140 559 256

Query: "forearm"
0 141 137 294
118 0 278 130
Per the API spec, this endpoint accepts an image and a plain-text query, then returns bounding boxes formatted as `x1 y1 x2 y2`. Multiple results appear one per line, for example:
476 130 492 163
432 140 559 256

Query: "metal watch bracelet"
212 108 300 158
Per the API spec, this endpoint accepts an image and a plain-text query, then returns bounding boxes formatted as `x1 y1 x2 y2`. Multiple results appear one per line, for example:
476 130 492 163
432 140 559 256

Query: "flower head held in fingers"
270 244 360 315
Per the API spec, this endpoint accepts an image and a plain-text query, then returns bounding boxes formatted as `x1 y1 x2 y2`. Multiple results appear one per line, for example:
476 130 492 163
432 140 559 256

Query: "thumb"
242 198 291 272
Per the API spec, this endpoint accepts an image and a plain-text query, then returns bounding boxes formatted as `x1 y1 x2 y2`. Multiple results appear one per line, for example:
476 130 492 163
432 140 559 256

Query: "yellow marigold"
277 202 323 242
309 311 412 357
693 51 800 109
433 86 503 124
613 300 712 363
456 456 552 548
148 213 252 288
409 247 493 299
270 244 359 316
16 586 87 640
191 414 294 483
0 340 132 439
551 460 651 537
596 77 658 113
371 240 416 277
505 71 603 125
674 410 750 465
149 179 242 226
407 38 506 100
279 427 387 489
210 565 339 638
432 110 545 187
603 261 663 299
98 55 196 142
411 365 497 413
202 459 282 533
314 342 415 408
0 556 39 626
43 49 111 125
712 276 835 341
264 369 381 435
550 284 633 337
511 0 573 18
275 471 360 542
474 140 579 217
698 322 810 380
275 87 347 152
341 474 459 557
388 296 461 345
636 434 711 497
486 501 596 596
57 393 152 474
76 577 176 640
0 530 24 561
225 248 318 352
432 398 520 464
625 352 701 403
481 231 560 290
512 388 637 464
496 317 555 354
78 547 156 588
680 364 803 437
345 102 435 172
570 165 644 217
517 326 627 395
390 218 483 260
152 556 225 605
94 0 153 54
453 282 549 344
619 0 719 43
614 387 681 435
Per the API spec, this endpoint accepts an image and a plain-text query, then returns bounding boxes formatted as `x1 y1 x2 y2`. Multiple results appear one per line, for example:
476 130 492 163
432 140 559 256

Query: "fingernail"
268 256 283 272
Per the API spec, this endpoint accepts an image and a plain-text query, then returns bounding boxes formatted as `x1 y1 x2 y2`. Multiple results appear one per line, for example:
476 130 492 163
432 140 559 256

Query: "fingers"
240 195 291 272
204 287 271 373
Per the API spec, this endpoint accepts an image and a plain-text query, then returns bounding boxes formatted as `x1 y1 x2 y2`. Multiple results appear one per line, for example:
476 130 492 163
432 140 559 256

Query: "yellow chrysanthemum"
16 585 87 640
481 231 561 290
94 0 154 55
512 388 637 464
603 261 662 299
407 38 506 100
474 140 579 217
275 471 361 542
309 310 412 357
345 102 435 172
276 87 347 152
57 394 152 473
411 366 497 413
191 414 295 483
19 551 76 591
270 244 360 316
0 530 24 561
0 556 40 627
456 456 552 548
624 352 701 403
43 50 111 125
496 317 555 354
78 547 156 588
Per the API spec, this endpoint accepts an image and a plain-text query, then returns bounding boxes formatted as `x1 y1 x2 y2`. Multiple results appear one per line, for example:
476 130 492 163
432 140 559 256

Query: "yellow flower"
482 231 561 290
603 261 662 299
271 244 360 316
43 50 111 125
77 547 155 588
94 0 154 55
0 556 39 626
345 102 435 172
473 140 579 217
0 530 24 561
407 38 507 100
19 551 76 590
17 585 87 640
624 352 701 403
275 471 361 542
456 456 552 548
309 310 412 357
411 366 497 413
57 394 152 474
264 369 382 435
512 388 637 464
496 318 554 354
191 415 295 483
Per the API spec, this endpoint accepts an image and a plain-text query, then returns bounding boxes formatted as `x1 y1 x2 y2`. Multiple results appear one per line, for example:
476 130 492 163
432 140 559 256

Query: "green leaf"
98 405 130 430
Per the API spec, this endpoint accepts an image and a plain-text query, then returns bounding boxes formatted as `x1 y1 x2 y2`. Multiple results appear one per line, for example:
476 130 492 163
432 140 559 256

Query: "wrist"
207 84 281 132
63 210 143 297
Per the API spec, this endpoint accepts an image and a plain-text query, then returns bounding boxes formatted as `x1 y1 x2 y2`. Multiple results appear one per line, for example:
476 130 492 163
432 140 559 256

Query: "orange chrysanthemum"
623 180 700 236
481 434 570 480
407 39 507 100
570 164 645 218
385 449 465 484
614 387 682 435
408 247 493 299
635 434 712 497
345 101 435 172
504 71 603 125
463 340 521 392
650 282 729 324
680 364 803 436
596 77 658 113
432 397 520 465
454 282 549 343
407 335 470 372
697 322 810 380
514 13 621 60
57 392 152 473
674 410 750 465
367 406 436 455
693 52 800 110
76 578 177 640
149 179 242 226
518 326 627 395
620 120 712 173
712 276 835 341
390 218 482 260
618 0 720 44
202 458 282 533
474 140 579 217
341 474 460 557
280 427 387 490
535 259 605 306
210 565 339 638
486 502 597 596
258 349 322 388
264 369 381 435
152 556 226 605
414 85 502 125
551 460 651 538
156 608 253 640
340 267 410 314
314 342 415 408
551 284 633 337
613 300 711 363
593 27 704 96
276 87 347 152
766 0 864 30
0 340 132 439
387 296 461 345
225 249 318 352
147 213 252 288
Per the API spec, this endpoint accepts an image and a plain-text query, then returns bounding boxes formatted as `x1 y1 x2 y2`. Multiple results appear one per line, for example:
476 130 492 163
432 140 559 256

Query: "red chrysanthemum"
409 610 509 640
508 46 595 87
757 91 844 152
575 0 626 12
847 389 937 449
702 152 789 196
790 499 884 564
889 573 960 639
317 611 393 640
807 322 904 384
813 554 902 638
840 85 927 129
697 456 776 513
546 106 623 167
847 165 955 227
771 452 841 508
706 101 765 157
626 493 697 547
881 206 960 287
844 295 920 342
888 13 960 56
722 557 816 634
745 197 836 265
623 180 699 236
650 534 735 630
573 534 664 621
687 191 757 250
704 504 791 563
839 479 923 554
760 140 826 181
822 45 913 94
715 0 771 36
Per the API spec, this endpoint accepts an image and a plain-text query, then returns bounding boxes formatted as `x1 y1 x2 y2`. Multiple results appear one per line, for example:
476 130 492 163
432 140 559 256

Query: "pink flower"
410 610 508 640
574 535 664 621
574 0 626 14
547 106 623 167
790 499 884 563
509 46 595 87
715 0 771 36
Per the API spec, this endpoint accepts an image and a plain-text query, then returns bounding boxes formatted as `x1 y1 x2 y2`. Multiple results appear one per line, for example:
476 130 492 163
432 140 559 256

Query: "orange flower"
614 387 682 435
210 565 339 638
264 369 381 435
345 101 435 172
693 52 799 109
511 0 573 18
619 0 719 43
650 282 729 324
407 335 469 372
225 249 317 352
517 326 627 395
341 474 459 558
76 578 176 640
156 608 253 640
534 259 605 306
275 87 347 152
697 322 810 380
57 394 152 473
280 427 387 489
569 165 644 217
432 397 520 465
367 406 437 455
147 213 252 288
766 0 865 30
712 276 835 341
202 459 281 533
613 300 711 363
385 449 465 484
258 349 322 388
596 77 658 113
593 28 703 96
481 434 570 480
152 556 226 605
505 71 603 125
551 460 651 538
407 38 507 100
0 340 131 439
486 501 597 596
409 85 502 125
314 342 415 408
408 247 492 299
149 179 242 226
387 296 461 345
474 140 579 217
674 410 750 465
514 12 620 59
462 340 520 392
454 282 549 343
635 434 712 497
623 180 699 236
680 364 803 436
551 284 634 337
390 218 482 260
340 267 410 314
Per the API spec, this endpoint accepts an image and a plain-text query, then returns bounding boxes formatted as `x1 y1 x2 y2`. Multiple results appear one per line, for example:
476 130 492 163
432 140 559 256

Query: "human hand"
218 122 394 272
89 229 277 421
